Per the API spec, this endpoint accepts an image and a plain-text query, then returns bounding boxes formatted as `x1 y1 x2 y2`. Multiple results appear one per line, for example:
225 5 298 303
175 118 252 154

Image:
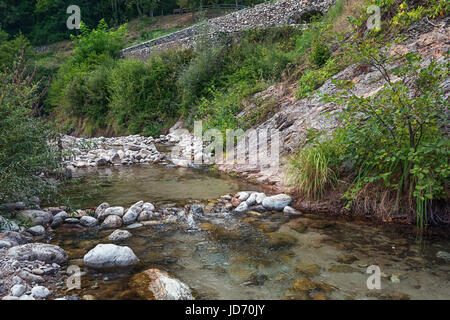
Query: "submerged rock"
262 194 292 211
108 229 132 241
295 262 321 277
287 219 308 233
8 243 68 264
83 243 139 268
130 269 194 300
292 278 317 292
126 223 143 229
328 264 359 273
266 232 298 248
337 254 358 264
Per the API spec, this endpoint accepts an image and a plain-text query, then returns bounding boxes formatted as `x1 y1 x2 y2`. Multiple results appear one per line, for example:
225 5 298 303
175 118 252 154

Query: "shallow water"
51 164 450 300
63 164 262 208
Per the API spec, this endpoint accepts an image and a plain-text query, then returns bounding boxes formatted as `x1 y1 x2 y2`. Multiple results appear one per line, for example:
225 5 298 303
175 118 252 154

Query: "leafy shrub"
297 58 341 98
0 30 32 68
325 47 449 226
0 50 60 203
70 19 126 66
48 20 127 134
109 49 192 136
310 42 331 67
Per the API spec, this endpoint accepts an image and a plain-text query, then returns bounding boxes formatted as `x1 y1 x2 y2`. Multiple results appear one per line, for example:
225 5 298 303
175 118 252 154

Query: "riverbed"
50 161 450 300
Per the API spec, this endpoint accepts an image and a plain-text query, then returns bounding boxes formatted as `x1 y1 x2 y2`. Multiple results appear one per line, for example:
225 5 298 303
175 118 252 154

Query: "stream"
49 147 450 300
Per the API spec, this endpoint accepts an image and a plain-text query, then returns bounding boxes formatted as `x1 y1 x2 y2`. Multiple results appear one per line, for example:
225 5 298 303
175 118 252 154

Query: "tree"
0 48 60 203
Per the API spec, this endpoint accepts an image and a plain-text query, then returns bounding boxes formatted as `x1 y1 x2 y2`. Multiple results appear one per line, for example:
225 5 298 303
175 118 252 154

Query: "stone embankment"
121 0 335 60
61 134 166 171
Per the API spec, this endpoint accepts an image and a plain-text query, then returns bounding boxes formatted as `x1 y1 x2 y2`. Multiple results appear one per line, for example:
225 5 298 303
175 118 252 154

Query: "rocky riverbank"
61 135 167 171
0 188 303 300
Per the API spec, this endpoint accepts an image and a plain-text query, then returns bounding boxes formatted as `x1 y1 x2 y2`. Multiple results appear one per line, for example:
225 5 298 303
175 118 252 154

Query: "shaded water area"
51 164 450 300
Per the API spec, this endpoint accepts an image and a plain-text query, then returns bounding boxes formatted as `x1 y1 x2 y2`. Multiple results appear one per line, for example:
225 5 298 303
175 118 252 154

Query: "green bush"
47 20 127 134
70 19 126 66
0 50 60 203
297 58 341 98
0 30 32 68
181 27 300 129
310 42 331 67
325 47 449 227
109 49 192 136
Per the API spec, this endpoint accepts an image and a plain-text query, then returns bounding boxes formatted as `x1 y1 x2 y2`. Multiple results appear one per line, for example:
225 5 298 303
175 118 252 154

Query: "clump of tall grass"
286 139 341 200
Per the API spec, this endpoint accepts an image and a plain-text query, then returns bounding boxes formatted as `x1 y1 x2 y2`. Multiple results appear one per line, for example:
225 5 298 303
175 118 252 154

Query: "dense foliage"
0 49 61 204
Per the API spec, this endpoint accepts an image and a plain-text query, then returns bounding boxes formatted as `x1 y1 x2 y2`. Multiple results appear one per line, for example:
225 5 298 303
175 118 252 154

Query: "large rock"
122 201 143 224
79 216 98 227
15 210 53 226
101 215 123 229
142 202 155 211
130 269 194 300
138 211 154 222
8 243 68 264
27 225 45 236
237 192 250 201
98 206 124 221
95 202 109 218
262 194 292 211
50 217 63 229
234 201 248 214
54 211 68 220
246 193 258 206
83 244 139 269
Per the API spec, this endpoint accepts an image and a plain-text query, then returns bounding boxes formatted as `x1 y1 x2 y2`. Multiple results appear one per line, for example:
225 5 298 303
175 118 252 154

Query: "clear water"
51 164 450 300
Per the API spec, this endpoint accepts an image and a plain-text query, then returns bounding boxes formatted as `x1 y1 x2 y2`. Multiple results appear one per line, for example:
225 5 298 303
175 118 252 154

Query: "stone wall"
121 0 335 60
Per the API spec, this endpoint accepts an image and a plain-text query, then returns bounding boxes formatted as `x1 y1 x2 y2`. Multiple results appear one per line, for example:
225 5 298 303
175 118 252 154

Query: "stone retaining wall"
121 0 335 60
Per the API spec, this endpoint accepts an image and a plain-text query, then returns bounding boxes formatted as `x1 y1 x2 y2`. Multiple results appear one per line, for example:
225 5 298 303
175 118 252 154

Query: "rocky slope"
214 17 450 190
